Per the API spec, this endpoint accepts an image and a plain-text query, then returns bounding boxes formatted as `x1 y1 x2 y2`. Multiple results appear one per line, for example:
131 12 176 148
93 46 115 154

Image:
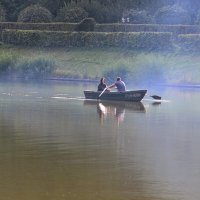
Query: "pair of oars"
98 87 161 100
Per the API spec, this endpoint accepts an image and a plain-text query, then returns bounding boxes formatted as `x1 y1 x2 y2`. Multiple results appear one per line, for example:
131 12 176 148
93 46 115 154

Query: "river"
0 80 199 200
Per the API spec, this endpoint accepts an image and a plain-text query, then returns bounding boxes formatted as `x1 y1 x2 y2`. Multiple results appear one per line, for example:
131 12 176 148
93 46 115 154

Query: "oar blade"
150 95 161 100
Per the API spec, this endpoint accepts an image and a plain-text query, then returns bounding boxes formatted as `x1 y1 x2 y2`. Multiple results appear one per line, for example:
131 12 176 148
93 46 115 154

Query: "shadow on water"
84 100 146 125
151 101 162 106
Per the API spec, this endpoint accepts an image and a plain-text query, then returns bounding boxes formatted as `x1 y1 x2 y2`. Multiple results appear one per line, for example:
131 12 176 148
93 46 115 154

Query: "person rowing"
108 77 126 92
97 77 110 92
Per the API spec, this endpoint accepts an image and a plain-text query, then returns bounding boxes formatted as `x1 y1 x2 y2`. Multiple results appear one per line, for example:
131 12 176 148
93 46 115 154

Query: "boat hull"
84 90 147 102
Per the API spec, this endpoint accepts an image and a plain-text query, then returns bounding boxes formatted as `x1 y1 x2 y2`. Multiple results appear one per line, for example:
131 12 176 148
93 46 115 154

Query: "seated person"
108 77 126 92
97 77 108 91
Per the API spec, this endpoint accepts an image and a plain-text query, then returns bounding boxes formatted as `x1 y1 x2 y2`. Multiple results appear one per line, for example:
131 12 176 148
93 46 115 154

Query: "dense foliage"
0 51 17 74
56 6 88 22
2 29 174 51
17 4 53 23
0 51 56 78
78 1 122 23
0 4 6 22
0 0 200 23
16 57 56 79
78 18 96 31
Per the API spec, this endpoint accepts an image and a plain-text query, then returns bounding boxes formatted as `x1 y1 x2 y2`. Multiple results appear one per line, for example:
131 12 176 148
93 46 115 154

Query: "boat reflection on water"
84 100 146 126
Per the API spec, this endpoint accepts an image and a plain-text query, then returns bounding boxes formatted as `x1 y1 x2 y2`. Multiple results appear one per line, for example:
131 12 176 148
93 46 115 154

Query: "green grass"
1 45 200 85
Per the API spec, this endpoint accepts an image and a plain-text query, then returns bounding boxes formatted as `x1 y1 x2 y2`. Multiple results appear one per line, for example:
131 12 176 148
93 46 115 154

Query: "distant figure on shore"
108 77 126 92
97 77 108 91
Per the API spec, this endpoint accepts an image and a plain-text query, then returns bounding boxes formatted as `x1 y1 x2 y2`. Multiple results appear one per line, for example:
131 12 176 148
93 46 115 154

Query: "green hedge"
95 23 200 34
1 22 200 35
2 30 83 47
177 34 200 52
0 22 78 32
2 29 173 51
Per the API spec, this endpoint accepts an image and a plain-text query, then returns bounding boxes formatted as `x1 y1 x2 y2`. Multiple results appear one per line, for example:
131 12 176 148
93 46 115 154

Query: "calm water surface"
0 80 200 200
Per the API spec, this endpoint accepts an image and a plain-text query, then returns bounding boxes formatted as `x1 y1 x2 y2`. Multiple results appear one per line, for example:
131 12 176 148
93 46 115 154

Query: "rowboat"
84 90 147 102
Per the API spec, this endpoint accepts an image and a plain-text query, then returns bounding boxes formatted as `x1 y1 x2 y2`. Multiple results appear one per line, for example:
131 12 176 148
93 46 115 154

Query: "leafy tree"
17 4 53 23
43 0 71 16
1 0 200 23
56 6 88 22
0 4 6 22
66 0 122 23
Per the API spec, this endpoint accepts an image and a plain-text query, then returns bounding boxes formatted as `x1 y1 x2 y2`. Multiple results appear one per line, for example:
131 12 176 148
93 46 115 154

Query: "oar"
149 95 161 100
98 87 108 98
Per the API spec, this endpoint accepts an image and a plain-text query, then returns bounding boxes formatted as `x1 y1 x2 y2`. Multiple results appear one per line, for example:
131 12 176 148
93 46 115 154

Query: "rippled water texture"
0 81 200 200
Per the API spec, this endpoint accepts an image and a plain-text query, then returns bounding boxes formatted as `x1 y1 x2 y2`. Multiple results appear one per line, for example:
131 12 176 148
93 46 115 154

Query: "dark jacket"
97 83 107 91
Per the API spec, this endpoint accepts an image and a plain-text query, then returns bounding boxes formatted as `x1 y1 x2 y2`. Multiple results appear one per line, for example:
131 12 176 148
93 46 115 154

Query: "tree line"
1 0 200 23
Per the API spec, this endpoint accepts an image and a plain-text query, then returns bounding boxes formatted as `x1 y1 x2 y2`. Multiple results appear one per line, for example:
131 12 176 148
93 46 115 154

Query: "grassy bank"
0 44 200 85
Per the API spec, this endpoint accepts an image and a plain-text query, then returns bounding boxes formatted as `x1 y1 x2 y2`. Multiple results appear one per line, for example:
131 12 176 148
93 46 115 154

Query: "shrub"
81 1 121 23
154 4 192 25
56 6 88 23
0 52 17 74
17 4 53 23
78 18 96 31
123 9 153 24
16 57 56 79
64 0 121 23
0 5 6 22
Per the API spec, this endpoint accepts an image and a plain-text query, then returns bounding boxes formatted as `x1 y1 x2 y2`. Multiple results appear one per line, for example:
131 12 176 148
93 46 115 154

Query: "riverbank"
1 45 200 85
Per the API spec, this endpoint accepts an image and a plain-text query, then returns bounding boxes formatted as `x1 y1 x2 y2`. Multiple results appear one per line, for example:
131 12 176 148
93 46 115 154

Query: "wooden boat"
84 90 147 102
